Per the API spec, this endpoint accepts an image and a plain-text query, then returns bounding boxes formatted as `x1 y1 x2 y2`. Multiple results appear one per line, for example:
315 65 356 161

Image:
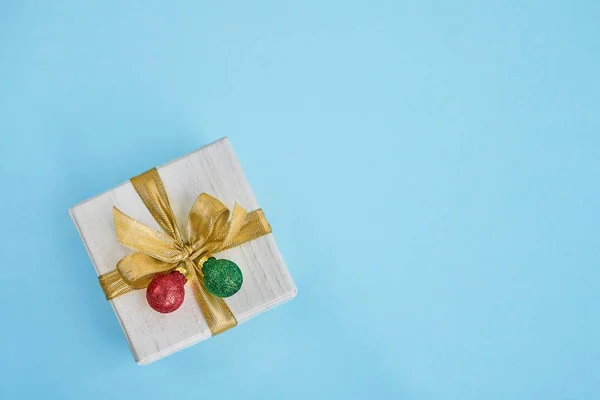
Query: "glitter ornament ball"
146 271 187 313
202 257 243 298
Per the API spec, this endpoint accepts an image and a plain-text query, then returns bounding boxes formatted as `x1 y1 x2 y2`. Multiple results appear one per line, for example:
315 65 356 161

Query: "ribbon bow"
98 168 272 335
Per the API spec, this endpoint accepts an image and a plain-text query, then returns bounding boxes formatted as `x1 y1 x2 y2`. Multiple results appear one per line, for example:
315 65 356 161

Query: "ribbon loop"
113 207 183 263
99 168 273 336
130 168 183 243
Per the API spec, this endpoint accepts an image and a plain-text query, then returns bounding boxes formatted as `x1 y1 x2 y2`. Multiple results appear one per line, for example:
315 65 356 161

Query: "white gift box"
69 138 297 364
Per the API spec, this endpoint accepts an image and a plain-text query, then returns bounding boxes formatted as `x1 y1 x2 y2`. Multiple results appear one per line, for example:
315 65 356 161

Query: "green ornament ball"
202 257 243 298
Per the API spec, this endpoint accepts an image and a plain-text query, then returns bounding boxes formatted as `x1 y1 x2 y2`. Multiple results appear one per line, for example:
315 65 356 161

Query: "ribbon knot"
98 168 272 335
181 243 195 260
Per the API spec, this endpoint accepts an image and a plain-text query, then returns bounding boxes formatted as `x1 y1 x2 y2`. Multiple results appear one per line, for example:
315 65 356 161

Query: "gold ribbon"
98 168 272 335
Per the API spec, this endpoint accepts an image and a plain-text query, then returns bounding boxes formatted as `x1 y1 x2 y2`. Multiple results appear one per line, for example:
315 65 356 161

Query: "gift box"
69 138 297 364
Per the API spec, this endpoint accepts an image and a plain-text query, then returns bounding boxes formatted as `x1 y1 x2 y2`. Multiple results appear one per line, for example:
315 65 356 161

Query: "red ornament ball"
146 271 187 313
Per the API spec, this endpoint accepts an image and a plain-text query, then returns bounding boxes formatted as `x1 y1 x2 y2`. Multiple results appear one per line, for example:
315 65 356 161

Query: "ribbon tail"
117 252 176 289
99 251 177 300
99 270 135 300
185 259 237 335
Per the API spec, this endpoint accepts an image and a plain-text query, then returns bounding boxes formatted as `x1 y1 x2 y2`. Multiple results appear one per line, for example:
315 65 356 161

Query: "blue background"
1 1 599 399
